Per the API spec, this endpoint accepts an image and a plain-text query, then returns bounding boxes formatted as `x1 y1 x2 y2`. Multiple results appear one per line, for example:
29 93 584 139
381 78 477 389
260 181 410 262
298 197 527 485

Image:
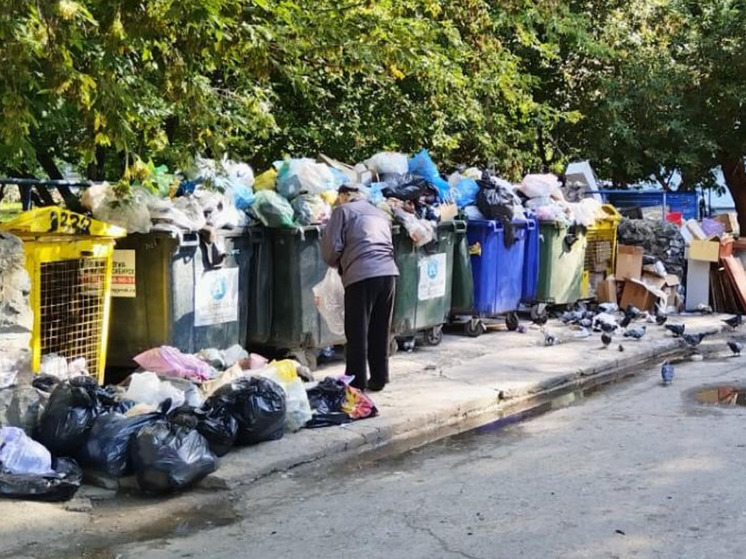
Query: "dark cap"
338 184 360 194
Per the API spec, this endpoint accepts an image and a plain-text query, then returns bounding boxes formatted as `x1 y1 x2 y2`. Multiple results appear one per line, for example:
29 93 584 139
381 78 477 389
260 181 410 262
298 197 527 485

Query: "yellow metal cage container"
0 208 126 383
581 204 621 299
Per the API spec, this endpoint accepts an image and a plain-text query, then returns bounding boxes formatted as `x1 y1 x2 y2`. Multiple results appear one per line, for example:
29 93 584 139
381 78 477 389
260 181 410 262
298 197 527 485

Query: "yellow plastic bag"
254 168 277 191
267 360 299 383
320 190 338 206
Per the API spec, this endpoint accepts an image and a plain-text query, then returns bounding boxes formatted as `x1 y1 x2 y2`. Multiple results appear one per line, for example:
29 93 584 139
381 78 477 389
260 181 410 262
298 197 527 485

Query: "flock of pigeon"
530 303 745 386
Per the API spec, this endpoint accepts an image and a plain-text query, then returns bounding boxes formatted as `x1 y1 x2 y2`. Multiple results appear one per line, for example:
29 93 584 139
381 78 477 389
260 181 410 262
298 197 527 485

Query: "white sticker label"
418 253 447 301
111 250 136 298
194 268 239 327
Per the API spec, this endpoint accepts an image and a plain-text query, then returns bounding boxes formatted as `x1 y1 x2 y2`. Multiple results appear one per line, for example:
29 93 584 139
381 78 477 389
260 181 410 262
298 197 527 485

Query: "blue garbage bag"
408 149 450 201
453 178 479 208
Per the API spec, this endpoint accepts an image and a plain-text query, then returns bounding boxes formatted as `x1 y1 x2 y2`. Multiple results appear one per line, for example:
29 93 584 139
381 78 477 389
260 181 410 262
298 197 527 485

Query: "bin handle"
453 220 467 234
180 232 200 247
200 229 227 269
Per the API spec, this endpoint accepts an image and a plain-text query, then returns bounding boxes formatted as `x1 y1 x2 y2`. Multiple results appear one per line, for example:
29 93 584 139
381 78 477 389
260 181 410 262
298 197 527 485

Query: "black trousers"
344 275 396 390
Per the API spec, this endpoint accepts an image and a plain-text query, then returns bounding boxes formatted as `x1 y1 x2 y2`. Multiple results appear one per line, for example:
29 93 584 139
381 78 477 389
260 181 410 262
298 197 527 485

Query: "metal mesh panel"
584 228 616 273
39 257 107 374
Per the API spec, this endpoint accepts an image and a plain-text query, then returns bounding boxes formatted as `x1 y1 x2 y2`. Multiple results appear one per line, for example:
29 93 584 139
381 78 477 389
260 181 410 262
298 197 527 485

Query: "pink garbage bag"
134 346 213 382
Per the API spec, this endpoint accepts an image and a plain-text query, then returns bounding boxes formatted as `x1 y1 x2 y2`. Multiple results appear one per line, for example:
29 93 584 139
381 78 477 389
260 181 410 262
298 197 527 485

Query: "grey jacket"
321 199 399 287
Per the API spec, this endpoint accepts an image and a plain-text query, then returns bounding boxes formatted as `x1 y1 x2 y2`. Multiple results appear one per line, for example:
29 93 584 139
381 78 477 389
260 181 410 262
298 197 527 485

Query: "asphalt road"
62 354 746 559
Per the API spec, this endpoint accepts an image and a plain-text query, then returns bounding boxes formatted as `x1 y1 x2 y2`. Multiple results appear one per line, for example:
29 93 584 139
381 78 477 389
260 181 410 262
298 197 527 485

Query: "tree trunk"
720 154 746 233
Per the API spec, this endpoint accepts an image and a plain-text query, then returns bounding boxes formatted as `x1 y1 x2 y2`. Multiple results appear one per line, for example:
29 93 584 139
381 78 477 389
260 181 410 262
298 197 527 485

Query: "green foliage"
6 0 743 195
0 0 599 183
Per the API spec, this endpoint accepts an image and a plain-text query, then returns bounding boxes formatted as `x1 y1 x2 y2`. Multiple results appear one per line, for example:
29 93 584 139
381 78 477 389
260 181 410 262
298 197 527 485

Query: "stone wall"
0 232 36 430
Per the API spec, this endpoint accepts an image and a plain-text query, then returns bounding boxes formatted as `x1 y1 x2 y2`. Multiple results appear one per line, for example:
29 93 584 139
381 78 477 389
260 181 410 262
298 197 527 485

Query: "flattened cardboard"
597 276 618 305
615 245 643 281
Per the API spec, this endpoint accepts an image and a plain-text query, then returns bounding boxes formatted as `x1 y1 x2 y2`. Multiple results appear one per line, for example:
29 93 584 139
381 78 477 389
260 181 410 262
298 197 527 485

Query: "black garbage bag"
305 377 352 429
476 179 517 248
204 377 286 446
130 419 217 494
37 376 102 457
78 412 160 477
169 405 238 458
381 175 437 203
0 457 82 502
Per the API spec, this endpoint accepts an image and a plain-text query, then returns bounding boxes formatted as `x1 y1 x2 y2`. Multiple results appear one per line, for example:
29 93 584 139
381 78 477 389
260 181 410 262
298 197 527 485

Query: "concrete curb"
202 319 734 492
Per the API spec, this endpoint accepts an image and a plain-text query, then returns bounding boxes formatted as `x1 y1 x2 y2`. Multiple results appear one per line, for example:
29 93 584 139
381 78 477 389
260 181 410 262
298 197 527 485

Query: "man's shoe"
366 381 386 392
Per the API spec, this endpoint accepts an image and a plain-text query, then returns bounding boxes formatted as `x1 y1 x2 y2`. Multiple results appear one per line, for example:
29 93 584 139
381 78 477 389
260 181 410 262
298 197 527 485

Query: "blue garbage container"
522 214 540 301
468 219 531 317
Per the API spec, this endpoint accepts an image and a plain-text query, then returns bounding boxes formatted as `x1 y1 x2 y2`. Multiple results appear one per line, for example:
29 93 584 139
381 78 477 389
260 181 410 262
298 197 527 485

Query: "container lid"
0 207 126 238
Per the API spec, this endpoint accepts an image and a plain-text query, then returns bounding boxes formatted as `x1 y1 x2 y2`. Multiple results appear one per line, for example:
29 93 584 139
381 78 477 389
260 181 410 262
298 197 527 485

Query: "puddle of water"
693 385 746 407
61 499 238 559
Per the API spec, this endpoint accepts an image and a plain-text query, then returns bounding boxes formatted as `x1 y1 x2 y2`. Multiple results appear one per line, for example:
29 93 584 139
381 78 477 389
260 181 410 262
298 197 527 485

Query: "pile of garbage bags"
0 346 377 501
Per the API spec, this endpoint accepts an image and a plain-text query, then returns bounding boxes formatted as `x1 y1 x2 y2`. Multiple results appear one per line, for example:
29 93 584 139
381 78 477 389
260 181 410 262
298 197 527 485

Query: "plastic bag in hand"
203 377 286 446
130 419 217 494
37 376 103 457
78 412 160 477
312 268 345 336
0 427 53 475
0 457 82 502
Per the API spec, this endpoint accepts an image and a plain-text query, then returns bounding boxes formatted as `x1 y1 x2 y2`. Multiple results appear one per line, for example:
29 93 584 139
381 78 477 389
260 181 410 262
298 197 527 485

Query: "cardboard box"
714 212 740 236
615 245 644 281
596 276 618 305
642 272 666 289
688 239 720 263
663 274 681 309
620 279 666 312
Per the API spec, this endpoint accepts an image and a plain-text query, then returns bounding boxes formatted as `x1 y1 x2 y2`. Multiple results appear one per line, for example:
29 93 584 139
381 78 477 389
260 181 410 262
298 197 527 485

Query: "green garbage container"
245 230 273 348
535 221 587 305
450 221 474 317
107 228 262 370
392 221 460 346
266 226 345 366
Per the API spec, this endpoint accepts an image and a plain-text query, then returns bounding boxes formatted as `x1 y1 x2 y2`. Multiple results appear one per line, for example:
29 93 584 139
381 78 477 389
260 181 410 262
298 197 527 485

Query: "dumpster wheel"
505 312 520 332
465 319 485 338
424 325 444 346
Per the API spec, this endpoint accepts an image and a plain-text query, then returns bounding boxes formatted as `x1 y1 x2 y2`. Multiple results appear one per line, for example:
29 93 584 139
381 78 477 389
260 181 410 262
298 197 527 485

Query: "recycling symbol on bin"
210 277 228 300
426 259 439 280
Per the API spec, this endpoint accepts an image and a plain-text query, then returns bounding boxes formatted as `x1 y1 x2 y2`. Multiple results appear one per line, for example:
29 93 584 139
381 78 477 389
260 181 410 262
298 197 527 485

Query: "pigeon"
620 314 633 329
598 303 619 313
543 331 558 346
655 314 668 326
682 332 708 347
661 361 675 386
723 315 743 329
665 324 685 338
618 344 625 352
599 321 617 334
579 318 593 329
531 303 548 327
625 305 641 319
623 326 647 340
697 303 713 314
601 333 612 348
728 340 743 356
